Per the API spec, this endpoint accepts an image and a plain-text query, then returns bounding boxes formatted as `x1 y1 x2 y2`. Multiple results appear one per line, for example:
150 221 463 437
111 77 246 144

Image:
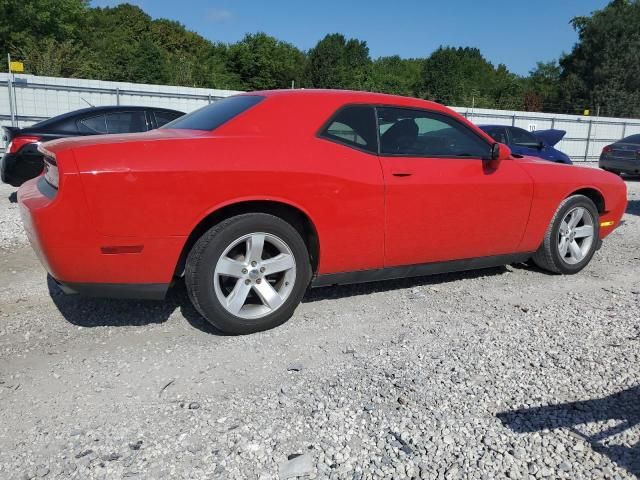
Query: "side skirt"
312 252 534 287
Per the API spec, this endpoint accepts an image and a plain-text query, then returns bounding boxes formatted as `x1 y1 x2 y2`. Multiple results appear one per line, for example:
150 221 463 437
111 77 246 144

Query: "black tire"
532 195 600 274
185 213 312 334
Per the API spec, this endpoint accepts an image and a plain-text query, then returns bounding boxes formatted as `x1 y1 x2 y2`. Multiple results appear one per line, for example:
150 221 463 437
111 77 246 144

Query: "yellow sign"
583 109 590 116
9 61 24 73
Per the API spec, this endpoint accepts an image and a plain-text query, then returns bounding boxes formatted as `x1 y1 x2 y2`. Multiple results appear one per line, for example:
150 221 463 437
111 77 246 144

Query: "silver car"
599 134 640 176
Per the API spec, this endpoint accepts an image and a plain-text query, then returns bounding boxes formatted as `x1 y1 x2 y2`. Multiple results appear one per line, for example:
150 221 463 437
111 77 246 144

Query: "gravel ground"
0 169 639 480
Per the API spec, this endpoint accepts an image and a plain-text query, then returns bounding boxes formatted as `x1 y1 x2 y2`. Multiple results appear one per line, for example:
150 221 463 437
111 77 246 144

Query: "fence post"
551 117 555 129
208 93 212 104
511 114 516 127
584 119 593 162
115 88 120 105
621 122 627 139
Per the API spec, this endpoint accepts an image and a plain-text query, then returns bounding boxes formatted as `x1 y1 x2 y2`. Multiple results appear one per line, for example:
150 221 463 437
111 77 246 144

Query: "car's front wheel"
185 213 312 334
532 194 600 274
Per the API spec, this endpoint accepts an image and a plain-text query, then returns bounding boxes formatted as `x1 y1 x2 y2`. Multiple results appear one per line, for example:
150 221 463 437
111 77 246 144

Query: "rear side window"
154 110 183 127
319 105 377 153
106 111 147 134
163 95 264 131
509 127 539 147
78 115 107 134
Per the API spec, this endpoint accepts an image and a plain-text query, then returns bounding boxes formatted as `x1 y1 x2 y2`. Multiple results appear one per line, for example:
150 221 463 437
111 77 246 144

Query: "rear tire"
532 195 600 274
185 213 312 334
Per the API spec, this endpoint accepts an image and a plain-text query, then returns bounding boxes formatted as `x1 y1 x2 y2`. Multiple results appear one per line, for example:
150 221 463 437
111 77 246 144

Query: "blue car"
479 125 573 165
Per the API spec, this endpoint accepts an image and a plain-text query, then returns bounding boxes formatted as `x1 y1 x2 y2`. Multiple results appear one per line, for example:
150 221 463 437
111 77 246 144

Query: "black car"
1 105 184 187
599 134 640 176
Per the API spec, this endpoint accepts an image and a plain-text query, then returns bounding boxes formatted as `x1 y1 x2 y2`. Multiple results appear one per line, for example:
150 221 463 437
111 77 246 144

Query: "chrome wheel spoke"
246 234 265 263
573 225 594 238
216 257 246 278
253 281 284 310
262 253 295 274
559 237 569 257
568 240 583 261
567 208 584 229
225 279 252 315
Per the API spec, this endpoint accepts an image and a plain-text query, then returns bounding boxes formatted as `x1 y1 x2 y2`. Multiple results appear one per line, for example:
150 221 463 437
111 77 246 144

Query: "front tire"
532 195 600 274
185 213 312 334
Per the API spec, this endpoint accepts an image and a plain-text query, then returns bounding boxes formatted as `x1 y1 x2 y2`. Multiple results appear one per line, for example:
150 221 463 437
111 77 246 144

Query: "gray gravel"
0 172 639 480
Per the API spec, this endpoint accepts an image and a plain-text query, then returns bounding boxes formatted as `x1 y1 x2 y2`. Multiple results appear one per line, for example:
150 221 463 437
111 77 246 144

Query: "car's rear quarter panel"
73 97 386 276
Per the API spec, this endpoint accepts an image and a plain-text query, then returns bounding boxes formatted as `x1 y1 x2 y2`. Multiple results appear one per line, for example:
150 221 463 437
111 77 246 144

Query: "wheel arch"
569 187 606 214
174 199 320 277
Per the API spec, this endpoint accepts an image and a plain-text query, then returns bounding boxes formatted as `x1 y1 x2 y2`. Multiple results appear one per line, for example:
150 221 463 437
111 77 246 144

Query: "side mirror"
489 143 511 168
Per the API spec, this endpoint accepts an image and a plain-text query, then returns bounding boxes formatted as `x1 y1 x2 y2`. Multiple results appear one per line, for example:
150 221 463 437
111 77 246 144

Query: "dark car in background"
599 134 640 176
479 125 572 164
1 105 184 187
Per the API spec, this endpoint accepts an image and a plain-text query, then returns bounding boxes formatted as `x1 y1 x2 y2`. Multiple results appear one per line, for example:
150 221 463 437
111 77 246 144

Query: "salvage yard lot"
0 173 639 480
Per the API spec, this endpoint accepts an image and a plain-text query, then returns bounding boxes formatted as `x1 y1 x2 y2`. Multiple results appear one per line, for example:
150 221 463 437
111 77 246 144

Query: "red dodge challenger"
18 90 627 334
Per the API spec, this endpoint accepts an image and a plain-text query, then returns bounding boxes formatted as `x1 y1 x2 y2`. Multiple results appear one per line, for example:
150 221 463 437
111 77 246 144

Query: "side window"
77 114 107 134
483 127 508 144
319 105 377 153
510 127 539 147
154 110 183 128
377 107 490 158
106 111 147 134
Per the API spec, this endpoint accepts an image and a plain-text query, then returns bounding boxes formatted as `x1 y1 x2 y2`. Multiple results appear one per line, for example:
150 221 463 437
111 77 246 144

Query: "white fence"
3 73 640 161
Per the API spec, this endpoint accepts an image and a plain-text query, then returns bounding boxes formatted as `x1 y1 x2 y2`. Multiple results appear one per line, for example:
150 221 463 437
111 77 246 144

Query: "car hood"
532 129 566 147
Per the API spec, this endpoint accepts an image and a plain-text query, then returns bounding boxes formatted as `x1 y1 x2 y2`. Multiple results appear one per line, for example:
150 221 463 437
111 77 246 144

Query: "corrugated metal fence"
3 73 640 161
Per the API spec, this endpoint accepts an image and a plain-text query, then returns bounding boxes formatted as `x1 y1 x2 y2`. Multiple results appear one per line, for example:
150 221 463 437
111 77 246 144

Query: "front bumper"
18 176 184 300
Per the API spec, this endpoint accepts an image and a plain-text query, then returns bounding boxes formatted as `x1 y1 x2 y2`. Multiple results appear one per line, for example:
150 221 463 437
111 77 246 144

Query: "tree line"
1 0 639 117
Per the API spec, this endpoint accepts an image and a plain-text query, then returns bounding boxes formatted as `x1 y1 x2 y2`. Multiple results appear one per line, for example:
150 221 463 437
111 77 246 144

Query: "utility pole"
7 54 16 127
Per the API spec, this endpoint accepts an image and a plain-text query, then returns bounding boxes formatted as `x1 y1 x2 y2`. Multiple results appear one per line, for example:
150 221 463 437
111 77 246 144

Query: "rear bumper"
18 175 185 299
599 157 640 174
51 277 169 300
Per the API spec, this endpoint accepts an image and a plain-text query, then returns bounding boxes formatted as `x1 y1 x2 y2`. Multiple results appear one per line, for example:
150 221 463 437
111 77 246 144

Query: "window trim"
316 103 493 160
316 104 379 155
375 105 493 160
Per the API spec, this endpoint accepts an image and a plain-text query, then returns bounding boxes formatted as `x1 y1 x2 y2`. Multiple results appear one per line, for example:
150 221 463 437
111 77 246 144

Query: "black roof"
25 105 184 131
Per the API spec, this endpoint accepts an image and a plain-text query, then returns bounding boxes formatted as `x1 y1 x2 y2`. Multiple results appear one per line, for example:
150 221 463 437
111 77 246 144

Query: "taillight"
602 145 612 154
43 156 59 189
7 135 41 154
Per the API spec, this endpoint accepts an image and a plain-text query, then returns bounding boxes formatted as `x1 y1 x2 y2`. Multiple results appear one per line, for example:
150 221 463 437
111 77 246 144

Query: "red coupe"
18 90 627 334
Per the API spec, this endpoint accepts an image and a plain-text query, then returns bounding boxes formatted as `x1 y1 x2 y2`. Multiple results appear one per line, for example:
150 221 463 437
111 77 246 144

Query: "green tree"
0 0 89 54
227 33 306 90
560 0 640 116
306 33 371 89
369 56 423 96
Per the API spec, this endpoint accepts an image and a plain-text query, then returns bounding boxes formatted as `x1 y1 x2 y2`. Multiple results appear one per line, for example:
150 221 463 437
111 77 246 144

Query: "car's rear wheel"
185 213 312 334
532 195 600 274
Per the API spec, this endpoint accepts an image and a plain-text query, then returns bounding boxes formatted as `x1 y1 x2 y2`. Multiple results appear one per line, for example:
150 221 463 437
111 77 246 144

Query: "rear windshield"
162 95 264 131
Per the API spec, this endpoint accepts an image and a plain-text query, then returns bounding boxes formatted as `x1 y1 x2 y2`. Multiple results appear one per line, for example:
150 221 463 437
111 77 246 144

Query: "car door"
377 106 534 268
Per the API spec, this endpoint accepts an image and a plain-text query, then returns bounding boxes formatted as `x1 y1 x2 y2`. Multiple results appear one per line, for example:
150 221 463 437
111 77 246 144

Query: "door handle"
391 171 412 177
